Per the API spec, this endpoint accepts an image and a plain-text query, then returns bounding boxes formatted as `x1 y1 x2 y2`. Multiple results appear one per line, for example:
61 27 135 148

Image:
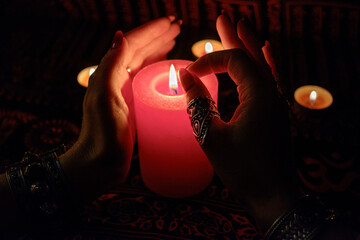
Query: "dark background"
0 0 359 239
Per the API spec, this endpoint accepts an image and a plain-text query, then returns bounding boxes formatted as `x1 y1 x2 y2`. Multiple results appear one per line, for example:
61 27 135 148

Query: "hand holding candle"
178 12 302 231
63 17 181 201
77 16 182 88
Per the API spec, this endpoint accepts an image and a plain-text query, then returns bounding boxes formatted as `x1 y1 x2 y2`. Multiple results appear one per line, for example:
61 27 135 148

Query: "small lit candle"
191 39 224 58
133 60 218 198
77 65 98 87
294 85 333 110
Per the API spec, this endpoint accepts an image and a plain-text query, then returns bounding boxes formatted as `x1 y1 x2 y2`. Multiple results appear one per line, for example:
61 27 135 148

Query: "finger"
186 49 259 87
127 21 181 71
186 49 270 109
236 18 268 70
89 31 129 91
262 40 279 82
125 16 174 54
216 11 246 50
179 68 211 101
179 68 225 148
140 40 176 68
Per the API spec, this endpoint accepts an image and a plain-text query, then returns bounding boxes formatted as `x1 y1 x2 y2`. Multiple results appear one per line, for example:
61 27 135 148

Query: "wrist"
59 141 101 202
59 141 129 202
264 195 337 240
4 146 79 229
248 190 303 231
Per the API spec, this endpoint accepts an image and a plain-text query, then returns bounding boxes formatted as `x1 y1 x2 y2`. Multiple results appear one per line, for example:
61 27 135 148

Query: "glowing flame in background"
309 90 317 104
205 42 213 54
89 67 96 76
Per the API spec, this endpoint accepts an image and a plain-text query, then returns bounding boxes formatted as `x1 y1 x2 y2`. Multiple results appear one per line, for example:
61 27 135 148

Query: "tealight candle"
77 65 98 87
191 39 224 58
294 85 333 110
132 60 218 198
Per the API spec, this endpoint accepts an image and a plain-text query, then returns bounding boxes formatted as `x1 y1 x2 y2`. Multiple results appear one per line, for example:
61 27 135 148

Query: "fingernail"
265 40 271 48
168 15 176 22
179 68 195 92
265 40 273 56
177 19 183 25
221 9 231 21
240 16 251 25
111 31 123 49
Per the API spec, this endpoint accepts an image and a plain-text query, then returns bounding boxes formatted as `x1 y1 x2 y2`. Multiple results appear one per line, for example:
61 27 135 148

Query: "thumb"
89 31 130 91
179 68 211 102
103 31 130 79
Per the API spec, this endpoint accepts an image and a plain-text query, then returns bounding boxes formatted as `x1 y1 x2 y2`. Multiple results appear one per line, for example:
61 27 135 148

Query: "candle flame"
169 64 178 95
309 90 317 104
89 67 96 76
205 42 213 54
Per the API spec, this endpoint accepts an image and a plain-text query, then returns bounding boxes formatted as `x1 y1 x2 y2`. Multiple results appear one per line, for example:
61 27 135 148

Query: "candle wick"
170 88 178 95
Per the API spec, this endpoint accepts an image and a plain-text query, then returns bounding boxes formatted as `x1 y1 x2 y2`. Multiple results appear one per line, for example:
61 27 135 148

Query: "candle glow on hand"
169 64 178 95
205 42 213 54
309 90 317 104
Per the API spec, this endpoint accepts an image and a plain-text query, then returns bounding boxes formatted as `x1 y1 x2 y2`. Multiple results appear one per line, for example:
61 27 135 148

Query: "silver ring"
187 97 220 145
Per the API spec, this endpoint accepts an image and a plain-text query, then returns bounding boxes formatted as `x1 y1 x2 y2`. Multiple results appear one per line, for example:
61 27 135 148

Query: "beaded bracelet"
264 195 336 240
5 145 79 227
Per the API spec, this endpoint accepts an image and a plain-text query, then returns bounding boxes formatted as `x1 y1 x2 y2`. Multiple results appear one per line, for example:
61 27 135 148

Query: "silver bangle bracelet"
264 195 336 240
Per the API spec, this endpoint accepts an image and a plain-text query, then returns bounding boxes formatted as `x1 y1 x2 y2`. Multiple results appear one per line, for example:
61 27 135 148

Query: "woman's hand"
179 13 301 230
60 17 181 201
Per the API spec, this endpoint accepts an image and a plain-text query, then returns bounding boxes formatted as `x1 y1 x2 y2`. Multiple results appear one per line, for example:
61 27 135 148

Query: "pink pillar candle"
132 60 218 198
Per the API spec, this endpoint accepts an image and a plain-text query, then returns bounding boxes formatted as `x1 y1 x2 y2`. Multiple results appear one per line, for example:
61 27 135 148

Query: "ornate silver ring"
187 96 220 145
